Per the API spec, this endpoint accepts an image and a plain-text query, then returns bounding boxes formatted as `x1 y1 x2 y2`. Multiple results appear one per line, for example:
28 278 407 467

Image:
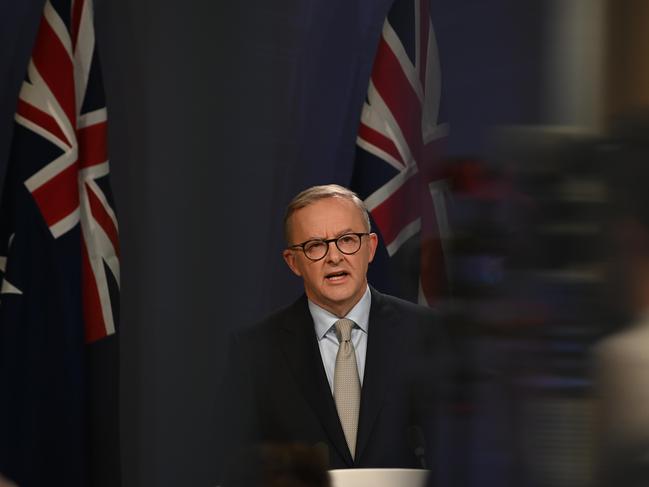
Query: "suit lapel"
355 288 395 462
278 296 354 466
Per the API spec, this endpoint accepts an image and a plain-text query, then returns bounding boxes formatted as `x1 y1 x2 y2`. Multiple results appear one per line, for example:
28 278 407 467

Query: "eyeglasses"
288 232 370 261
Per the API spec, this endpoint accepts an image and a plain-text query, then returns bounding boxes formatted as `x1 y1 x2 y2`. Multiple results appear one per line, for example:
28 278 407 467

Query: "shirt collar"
309 286 371 340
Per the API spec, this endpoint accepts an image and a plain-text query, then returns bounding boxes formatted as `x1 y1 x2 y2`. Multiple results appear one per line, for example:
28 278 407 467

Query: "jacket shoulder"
233 294 309 342
371 287 439 321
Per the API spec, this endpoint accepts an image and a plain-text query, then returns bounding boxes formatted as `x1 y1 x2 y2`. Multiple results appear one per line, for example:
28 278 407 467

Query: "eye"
304 240 326 252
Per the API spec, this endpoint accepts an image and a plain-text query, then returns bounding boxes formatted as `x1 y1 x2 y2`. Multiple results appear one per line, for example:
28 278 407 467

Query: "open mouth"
325 271 348 282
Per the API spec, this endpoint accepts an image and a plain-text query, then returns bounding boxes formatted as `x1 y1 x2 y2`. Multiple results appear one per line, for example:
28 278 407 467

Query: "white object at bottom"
328 468 430 487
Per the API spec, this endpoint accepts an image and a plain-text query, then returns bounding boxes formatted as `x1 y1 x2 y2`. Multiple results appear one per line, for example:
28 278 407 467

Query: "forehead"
290 197 365 238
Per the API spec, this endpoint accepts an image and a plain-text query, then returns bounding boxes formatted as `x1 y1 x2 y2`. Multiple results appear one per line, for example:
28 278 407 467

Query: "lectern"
329 468 430 487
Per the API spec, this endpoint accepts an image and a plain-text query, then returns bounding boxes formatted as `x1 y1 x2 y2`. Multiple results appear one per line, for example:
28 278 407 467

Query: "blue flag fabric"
0 0 120 485
351 0 450 307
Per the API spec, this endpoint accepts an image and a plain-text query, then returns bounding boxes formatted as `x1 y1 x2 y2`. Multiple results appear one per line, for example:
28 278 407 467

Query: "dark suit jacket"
219 287 447 478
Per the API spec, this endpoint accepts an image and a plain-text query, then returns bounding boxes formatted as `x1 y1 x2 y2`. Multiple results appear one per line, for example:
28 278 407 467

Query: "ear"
367 232 379 263
283 249 303 277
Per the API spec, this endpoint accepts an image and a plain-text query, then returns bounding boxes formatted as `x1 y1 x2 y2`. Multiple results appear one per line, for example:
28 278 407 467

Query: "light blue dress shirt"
308 286 371 393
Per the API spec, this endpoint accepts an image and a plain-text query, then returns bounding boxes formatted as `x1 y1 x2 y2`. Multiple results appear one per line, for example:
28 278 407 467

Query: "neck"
317 301 356 318
308 289 368 318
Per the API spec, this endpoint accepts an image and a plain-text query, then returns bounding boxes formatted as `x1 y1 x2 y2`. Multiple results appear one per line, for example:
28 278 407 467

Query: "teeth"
327 272 346 279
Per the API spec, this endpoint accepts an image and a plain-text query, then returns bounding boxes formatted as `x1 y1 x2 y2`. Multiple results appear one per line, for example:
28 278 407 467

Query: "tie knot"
335 318 355 343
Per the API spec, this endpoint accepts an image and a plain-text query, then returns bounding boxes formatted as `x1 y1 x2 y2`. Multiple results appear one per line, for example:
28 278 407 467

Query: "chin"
323 290 359 308
323 285 353 299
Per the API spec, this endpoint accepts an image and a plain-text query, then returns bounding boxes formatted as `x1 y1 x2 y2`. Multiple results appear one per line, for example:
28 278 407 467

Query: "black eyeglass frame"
288 232 371 261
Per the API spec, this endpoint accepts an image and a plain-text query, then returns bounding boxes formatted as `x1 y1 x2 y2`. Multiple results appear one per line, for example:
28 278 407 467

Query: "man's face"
283 197 378 317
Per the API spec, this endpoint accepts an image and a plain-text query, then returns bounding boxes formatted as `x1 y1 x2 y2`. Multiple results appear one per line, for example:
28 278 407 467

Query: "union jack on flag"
0 0 121 484
352 0 450 307
15 0 119 342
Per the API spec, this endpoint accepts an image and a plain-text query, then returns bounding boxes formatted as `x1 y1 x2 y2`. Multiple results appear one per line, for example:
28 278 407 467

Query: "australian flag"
0 0 121 485
351 0 450 307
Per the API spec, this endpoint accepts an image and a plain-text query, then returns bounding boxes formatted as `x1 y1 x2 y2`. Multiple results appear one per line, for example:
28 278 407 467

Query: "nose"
326 240 344 263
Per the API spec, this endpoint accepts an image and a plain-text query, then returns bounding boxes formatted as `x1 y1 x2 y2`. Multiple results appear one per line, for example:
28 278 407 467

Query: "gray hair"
284 184 371 243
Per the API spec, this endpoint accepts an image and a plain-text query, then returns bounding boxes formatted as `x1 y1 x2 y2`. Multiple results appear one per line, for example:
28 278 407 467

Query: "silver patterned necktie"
333 318 361 458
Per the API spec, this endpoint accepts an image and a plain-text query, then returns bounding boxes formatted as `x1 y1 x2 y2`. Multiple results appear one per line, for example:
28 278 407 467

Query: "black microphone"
408 426 427 469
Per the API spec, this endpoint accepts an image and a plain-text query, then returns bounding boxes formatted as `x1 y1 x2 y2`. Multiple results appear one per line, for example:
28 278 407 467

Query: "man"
220 184 446 480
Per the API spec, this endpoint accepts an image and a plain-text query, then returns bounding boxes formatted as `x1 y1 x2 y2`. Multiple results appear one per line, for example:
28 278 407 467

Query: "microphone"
408 426 427 469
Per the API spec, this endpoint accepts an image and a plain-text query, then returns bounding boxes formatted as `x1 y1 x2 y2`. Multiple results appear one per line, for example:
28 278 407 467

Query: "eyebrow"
306 229 356 241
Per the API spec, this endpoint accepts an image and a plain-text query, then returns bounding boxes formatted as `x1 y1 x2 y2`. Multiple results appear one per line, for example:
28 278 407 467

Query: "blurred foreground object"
0 474 16 487
595 112 649 487
224 443 330 487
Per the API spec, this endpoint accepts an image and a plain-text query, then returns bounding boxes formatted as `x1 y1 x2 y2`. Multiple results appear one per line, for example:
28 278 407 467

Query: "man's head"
283 185 378 317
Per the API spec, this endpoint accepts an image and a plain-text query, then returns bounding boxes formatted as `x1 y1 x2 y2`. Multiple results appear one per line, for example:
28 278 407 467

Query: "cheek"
348 256 368 274
303 264 324 283
359 250 373 267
